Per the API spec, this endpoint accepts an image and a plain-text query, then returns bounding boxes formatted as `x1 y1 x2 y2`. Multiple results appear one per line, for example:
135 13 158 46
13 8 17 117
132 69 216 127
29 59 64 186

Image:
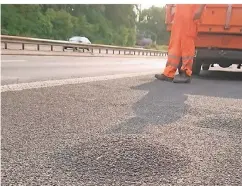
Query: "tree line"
1 5 170 47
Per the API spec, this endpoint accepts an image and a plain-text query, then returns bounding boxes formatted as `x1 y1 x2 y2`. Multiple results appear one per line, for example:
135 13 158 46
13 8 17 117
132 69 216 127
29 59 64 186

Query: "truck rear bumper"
196 48 242 62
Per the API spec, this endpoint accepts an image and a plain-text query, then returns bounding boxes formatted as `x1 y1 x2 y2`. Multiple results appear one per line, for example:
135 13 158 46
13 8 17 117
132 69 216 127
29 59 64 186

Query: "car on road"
64 36 91 51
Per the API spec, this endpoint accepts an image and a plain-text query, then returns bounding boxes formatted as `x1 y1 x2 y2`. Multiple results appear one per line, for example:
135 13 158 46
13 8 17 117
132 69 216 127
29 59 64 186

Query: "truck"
165 4 242 75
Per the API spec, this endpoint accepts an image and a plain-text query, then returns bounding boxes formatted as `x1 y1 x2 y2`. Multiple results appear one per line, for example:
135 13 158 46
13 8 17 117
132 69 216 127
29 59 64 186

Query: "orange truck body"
165 4 242 74
166 4 242 49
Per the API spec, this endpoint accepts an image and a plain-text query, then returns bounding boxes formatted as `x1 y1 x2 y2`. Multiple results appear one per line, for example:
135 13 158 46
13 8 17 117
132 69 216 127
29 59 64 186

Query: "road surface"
1 55 166 85
1 55 242 185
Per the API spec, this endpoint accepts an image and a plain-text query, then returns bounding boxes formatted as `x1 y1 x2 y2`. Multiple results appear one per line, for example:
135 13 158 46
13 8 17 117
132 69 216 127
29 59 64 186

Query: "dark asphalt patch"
53 136 190 185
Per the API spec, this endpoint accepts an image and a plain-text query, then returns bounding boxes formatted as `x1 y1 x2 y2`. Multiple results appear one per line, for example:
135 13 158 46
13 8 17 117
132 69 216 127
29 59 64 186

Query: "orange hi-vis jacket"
163 4 204 78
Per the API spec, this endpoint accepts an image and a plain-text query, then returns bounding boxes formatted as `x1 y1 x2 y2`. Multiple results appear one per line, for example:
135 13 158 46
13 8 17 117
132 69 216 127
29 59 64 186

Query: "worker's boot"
155 74 173 82
173 72 191 83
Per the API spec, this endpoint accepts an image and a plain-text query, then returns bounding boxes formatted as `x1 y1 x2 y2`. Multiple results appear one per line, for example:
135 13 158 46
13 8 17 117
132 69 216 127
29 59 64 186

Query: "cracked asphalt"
1 58 242 185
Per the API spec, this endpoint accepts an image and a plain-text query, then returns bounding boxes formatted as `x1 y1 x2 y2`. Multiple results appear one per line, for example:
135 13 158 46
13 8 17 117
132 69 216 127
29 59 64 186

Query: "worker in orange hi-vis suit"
155 4 206 83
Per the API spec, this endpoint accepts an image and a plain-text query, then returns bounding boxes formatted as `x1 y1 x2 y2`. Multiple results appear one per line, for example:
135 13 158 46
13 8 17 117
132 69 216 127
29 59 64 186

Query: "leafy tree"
1 4 169 46
137 6 170 45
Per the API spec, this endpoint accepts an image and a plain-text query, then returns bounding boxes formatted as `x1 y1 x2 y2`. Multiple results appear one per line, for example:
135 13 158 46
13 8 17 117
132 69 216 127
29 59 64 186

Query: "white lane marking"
1 60 26 62
1 71 158 92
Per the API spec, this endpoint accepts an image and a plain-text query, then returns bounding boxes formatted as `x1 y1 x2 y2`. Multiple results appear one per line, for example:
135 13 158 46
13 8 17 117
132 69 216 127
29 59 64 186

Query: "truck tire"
178 58 202 75
192 58 202 75
219 63 232 68
202 64 210 71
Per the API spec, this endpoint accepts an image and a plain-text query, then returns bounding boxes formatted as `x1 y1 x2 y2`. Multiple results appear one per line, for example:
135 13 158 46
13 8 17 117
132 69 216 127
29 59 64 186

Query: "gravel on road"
1 74 242 185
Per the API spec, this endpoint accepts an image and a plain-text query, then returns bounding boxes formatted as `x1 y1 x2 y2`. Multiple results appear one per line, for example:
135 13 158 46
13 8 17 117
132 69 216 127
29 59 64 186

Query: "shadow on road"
199 70 242 81
107 70 242 135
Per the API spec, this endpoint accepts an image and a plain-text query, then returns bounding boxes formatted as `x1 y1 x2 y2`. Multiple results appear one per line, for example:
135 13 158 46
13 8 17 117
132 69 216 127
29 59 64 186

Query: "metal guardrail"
1 35 168 57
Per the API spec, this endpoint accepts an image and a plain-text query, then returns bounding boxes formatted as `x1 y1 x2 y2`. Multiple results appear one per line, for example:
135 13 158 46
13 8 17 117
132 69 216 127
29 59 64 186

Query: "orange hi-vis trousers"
163 4 202 78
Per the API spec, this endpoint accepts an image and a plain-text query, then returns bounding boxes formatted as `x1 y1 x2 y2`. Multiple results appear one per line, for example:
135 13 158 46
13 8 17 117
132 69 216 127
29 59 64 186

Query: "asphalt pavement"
1 55 166 85
1 55 242 185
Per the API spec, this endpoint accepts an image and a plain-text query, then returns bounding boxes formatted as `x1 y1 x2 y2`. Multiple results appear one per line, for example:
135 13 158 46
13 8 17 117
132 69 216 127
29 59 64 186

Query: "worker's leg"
173 36 195 83
180 36 195 76
155 32 181 82
163 36 182 78
155 22 183 81
155 42 181 81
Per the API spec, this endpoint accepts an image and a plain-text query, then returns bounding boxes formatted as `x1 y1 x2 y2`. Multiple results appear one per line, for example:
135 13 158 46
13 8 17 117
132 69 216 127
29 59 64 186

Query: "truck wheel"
192 58 202 75
219 64 232 68
202 64 210 71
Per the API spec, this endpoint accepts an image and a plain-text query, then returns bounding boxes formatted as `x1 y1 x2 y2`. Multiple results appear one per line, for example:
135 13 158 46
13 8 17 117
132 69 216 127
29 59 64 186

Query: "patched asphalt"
1 72 242 185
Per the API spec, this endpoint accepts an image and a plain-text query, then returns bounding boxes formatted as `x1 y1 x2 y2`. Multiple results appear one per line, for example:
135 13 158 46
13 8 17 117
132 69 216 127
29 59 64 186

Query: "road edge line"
1 71 157 92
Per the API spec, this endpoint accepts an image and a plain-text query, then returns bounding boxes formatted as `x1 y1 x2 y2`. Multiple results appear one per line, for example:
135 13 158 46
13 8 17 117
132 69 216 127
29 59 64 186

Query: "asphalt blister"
53 136 190 185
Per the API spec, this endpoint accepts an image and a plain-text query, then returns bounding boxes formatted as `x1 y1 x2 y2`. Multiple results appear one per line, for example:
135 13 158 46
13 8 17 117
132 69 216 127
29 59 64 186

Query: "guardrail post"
0 36 166 58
